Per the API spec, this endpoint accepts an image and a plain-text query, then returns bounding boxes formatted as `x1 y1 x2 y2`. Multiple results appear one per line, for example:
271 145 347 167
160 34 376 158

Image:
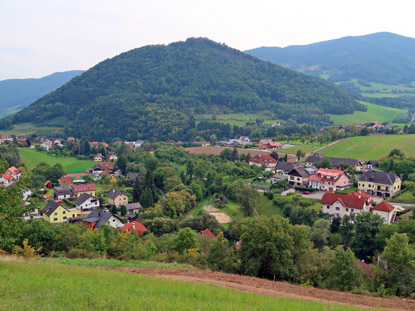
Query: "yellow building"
72 183 96 198
107 189 128 207
358 170 401 198
42 201 80 223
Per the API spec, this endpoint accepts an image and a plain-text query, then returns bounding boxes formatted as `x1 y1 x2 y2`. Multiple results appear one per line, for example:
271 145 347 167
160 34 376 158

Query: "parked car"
302 191 310 195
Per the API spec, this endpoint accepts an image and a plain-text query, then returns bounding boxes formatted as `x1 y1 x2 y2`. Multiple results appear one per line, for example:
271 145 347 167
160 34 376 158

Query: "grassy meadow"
329 101 408 126
0 260 375 311
196 112 279 127
2 122 64 137
18 148 96 172
321 134 415 160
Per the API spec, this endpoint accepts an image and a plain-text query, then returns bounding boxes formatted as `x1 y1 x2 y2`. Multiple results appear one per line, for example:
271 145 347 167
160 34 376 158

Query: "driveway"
281 188 325 199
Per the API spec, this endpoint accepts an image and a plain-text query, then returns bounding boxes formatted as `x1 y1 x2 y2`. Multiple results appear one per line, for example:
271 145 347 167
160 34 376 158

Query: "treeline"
4 38 363 140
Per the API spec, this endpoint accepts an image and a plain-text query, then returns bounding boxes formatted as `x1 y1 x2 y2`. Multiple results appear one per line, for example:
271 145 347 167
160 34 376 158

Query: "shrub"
66 248 98 259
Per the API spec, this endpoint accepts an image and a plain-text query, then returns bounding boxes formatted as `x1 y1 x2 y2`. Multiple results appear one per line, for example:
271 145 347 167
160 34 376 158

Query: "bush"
66 248 98 259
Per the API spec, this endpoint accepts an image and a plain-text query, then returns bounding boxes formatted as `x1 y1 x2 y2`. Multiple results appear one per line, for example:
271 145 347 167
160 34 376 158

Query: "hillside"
245 32 415 85
1 259 405 311
0 70 84 117
3 38 363 141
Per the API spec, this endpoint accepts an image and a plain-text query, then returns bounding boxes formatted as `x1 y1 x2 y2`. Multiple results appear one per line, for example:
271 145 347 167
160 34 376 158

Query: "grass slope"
0 260 372 311
329 101 408 125
18 148 96 172
1 122 64 136
321 135 415 160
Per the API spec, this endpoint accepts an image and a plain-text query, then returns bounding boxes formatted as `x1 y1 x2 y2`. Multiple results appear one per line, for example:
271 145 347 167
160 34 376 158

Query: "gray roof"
76 193 93 206
107 189 124 199
125 202 142 211
42 200 62 216
305 153 326 163
359 170 399 185
306 153 363 167
54 186 73 196
84 210 121 228
288 167 310 178
275 161 303 172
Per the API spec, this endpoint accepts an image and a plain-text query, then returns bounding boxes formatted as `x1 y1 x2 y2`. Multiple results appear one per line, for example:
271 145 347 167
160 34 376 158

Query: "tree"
117 154 128 175
352 213 383 262
319 158 332 169
132 178 142 202
296 150 305 160
111 205 118 214
233 181 260 216
310 219 330 250
231 148 239 162
327 247 361 291
174 228 200 254
120 205 127 216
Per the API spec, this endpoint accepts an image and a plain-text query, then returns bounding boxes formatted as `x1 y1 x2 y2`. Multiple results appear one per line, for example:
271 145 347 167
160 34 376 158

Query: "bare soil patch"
99 267 415 311
209 212 232 223
203 205 218 212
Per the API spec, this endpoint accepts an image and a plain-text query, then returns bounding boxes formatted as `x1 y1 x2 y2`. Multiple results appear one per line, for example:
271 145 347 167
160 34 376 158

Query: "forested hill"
245 32 415 85
0 70 84 117
5 38 363 141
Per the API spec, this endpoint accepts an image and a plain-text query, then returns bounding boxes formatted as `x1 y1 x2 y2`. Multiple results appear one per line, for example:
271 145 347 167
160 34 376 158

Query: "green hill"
2 38 363 141
245 32 415 85
0 259 373 311
0 70 83 117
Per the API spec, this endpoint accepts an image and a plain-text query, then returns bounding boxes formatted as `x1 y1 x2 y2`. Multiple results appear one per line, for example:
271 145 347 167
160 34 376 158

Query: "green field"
19 148 96 172
256 196 283 217
2 122 64 136
321 135 415 160
0 259 373 311
329 101 408 125
197 112 280 127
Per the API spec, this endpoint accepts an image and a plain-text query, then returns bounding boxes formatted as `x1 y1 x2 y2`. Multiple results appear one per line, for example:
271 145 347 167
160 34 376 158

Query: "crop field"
329 101 408 125
321 134 415 160
18 148 96 172
2 122 64 136
197 112 279 127
0 259 376 311
348 79 415 93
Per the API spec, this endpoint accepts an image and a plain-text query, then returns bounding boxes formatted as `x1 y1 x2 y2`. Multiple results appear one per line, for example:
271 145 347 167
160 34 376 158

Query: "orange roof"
316 168 344 177
200 228 216 238
72 183 96 193
321 192 372 210
8 166 21 175
372 201 395 212
268 142 281 147
121 221 147 234
1 172 12 180
250 154 278 164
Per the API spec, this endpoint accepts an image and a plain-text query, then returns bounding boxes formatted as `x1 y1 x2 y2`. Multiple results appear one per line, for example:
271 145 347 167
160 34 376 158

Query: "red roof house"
200 228 216 239
59 176 74 185
249 154 278 168
121 221 147 237
99 162 115 169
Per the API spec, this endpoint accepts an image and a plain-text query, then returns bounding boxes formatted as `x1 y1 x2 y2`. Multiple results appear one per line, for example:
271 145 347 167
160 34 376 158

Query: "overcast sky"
1 0 414 80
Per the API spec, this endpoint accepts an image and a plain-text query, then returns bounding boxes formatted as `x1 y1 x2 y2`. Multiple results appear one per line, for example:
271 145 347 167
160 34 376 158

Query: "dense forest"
246 32 415 85
2 38 363 141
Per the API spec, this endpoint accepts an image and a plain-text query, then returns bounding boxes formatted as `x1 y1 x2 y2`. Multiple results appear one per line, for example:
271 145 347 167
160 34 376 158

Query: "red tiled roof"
101 169 113 175
59 176 74 185
8 166 21 176
236 240 242 249
1 173 12 181
321 192 371 210
121 221 147 235
200 228 216 239
99 162 115 169
0 134 9 139
72 183 96 193
316 168 344 177
372 201 395 212
250 154 278 164
268 142 281 147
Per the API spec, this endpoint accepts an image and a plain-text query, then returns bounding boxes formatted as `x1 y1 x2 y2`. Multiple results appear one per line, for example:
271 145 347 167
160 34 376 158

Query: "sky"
1 0 414 80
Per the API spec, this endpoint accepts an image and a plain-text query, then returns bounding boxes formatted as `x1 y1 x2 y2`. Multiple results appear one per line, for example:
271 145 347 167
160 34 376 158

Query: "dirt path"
98 267 415 311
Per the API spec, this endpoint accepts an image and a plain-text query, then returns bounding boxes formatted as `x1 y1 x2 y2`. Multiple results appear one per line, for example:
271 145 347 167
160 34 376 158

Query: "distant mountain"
0 70 84 117
3 38 363 141
246 32 415 85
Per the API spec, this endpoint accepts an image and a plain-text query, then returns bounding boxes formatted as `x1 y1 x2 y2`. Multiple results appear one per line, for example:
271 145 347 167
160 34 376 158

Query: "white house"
75 193 100 211
371 201 397 224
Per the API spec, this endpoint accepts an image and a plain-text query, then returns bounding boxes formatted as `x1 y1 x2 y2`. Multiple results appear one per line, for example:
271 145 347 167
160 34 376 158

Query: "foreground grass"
38 257 195 269
19 148 96 172
0 260 375 311
321 134 415 160
329 101 408 125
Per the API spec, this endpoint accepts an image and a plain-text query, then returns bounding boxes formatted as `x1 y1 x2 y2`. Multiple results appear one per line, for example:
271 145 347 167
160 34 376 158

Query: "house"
305 153 326 166
125 202 142 215
42 200 80 224
52 138 64 147
371 201 397 224
67 137 75 142
72 183 96 198
75 193 100 211
175 141 183 147
107 189 128 207
275 161 304 176
305 153 363 171
40 139 53 151
257 139 281 149
53 186 73 200
0 134 12 142
59 176 73 186
321 191 373 219
107 152 118 161
99 162 115 170
239 136 251 144
287 168 310 186
7 166 21 180
121 221 147 237
124 140 144 150
200 228 216 239
44 180 53 189
249 154 278 168
83 211 123 229
192 141 210 147
366 160 379 170
309 168 351 192
358 170 401 197
0 172 13 185
93 153 104 162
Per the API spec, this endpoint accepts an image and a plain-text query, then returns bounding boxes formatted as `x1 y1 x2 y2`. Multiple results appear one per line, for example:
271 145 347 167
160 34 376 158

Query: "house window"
63 211 66 214
326 206 330 209
63 216 67 220
54 212 57 215
54 218 57 221
72 214 75 217
297 178 300 181
335 207 340 211
346 208 349 212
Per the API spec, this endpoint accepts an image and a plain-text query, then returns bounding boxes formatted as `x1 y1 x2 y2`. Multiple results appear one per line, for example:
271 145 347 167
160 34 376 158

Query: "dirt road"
99 267 415 310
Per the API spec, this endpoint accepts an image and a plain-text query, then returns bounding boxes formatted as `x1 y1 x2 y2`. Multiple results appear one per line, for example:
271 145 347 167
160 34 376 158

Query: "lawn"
196 112 280 127
256 196 283 217
0 260 372 311
321 134 415 160
19 148 96 172
281 141 331 155
390 190 415 203
329 101 408 125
